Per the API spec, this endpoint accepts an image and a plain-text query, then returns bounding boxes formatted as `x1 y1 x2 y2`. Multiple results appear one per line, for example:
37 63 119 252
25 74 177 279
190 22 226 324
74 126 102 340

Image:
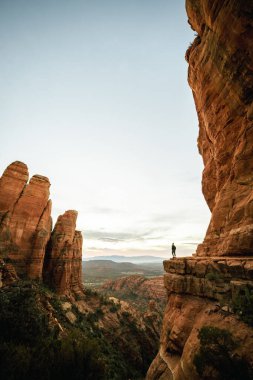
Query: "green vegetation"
0 282 106 380
109 303 120 313
121 311 131 318
206 271 224 281
0 280 154 380
231 286 253 326
194 326 253 380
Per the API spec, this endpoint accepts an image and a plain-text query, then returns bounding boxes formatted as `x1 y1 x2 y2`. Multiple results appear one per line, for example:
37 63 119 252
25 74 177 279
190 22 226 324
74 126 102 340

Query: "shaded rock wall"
186 0 253 256
0 161 83 295
147 1 253 379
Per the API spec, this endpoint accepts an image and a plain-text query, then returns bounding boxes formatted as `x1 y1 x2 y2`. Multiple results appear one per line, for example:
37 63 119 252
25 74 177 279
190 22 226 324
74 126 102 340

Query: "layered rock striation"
147 257 253 380
44 210 83 295
186 0 253 256
0 161 83 295
147 1 253 379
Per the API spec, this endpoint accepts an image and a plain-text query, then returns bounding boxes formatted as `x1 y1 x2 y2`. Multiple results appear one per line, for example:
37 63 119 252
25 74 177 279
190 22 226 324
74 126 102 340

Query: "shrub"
232 287 253 326
109 304 119 313
0 280 151 380
0 283 107 380
206 271 223 281
193 326 253 380
121 311 130 318
0 284 51 345
0 333 106 380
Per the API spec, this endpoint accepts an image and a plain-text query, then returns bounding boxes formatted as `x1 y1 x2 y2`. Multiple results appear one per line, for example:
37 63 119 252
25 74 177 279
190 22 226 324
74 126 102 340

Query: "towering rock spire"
0 161 83 295
43 210 83 295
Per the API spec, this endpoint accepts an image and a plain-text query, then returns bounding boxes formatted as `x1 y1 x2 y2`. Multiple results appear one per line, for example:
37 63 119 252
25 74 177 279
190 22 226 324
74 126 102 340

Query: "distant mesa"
0 161 83 295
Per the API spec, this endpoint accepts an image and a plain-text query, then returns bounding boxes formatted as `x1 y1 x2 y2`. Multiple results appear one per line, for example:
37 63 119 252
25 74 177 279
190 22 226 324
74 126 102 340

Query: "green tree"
194 326 253 380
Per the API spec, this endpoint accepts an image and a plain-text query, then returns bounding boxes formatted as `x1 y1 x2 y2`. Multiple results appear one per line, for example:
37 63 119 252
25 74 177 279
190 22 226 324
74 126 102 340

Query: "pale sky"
0 0 210 258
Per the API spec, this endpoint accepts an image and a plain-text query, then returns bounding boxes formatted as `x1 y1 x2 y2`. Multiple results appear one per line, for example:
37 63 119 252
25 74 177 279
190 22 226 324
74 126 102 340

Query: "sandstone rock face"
0 161 28 217
9 174 51 276
0 162 83 295
147 2 253 378
43 210 83 295
186 0 253 256
146 257 253 380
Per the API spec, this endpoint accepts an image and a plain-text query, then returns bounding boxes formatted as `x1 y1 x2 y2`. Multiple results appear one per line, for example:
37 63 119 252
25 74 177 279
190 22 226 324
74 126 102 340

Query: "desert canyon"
1 0 253 379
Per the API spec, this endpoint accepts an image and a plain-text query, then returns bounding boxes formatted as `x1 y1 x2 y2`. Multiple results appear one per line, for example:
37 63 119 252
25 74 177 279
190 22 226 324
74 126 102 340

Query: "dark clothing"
172 243 176 258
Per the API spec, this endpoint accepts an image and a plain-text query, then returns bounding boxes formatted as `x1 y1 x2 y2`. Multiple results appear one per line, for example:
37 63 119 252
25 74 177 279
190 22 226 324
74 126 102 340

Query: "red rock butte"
0 161 83 295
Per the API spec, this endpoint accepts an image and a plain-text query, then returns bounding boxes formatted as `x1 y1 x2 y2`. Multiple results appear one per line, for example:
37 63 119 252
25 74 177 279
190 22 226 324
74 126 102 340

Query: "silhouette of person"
172 243 176 258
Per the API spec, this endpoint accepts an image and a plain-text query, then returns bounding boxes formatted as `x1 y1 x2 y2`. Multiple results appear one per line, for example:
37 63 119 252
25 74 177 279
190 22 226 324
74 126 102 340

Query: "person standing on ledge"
172 242 176 258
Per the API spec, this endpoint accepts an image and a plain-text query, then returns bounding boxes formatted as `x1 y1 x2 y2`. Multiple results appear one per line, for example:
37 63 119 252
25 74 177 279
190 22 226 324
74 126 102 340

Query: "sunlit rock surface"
186 0 253 256
0 161 83 295
44 210 83 295
147 1 253 379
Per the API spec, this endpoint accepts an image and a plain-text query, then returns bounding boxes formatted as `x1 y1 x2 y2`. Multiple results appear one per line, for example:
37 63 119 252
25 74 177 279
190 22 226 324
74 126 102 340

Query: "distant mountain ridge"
84 255 166 264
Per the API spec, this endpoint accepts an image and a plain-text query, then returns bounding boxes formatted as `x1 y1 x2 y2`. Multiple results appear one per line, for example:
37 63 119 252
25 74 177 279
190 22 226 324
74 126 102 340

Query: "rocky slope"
147 1 253 379
101 275 166 312
0 161 83 295
0 161 160 379
101 275 167 339
0 279 159 380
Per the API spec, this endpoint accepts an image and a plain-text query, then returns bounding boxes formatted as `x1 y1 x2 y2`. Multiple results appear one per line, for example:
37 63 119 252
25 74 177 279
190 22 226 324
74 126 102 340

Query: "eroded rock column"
43 210 83 295
0 161 84 295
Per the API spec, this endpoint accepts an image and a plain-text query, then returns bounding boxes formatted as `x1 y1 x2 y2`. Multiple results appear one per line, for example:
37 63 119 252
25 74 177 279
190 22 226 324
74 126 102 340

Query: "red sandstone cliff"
0 161 83 295
186 0 253 256
147 1 253 379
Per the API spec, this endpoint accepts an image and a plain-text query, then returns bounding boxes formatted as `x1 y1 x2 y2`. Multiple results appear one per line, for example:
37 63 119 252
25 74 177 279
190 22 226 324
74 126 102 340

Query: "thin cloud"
83 227 173 244
83 206 124 215
182 242 201 246
99 237 124 243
